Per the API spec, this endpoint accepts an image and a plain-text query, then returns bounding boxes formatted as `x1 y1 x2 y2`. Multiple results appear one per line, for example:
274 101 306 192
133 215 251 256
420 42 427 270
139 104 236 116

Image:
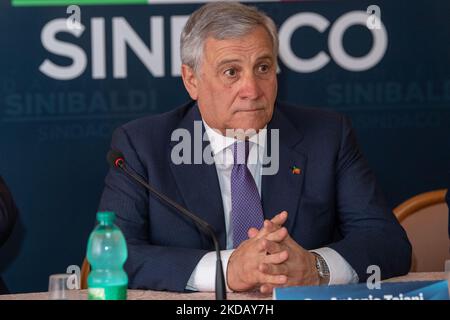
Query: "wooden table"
0 272 447 300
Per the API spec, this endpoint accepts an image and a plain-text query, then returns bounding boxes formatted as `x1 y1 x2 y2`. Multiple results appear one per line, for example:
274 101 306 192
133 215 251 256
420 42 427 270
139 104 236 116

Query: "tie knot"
233 140 250 165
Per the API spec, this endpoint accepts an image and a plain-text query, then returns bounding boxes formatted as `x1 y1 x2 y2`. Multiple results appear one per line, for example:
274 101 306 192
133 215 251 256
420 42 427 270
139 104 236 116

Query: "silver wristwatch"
313 253 330 285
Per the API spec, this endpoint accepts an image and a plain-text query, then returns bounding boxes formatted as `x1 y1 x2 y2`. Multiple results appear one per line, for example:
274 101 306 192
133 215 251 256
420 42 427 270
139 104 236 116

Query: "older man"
98 2 411 293
0 176 18 294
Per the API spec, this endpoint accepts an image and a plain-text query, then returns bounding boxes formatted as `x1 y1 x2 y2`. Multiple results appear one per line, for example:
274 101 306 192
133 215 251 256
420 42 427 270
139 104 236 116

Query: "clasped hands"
227 211 320 294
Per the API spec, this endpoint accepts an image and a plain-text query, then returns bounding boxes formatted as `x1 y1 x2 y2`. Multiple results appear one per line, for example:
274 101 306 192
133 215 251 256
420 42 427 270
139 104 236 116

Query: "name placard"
274 280 449 300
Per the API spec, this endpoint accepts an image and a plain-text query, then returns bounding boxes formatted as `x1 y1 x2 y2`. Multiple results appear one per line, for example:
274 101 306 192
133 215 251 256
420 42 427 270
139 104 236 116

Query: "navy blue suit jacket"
98 101 411 292
0 176 18 294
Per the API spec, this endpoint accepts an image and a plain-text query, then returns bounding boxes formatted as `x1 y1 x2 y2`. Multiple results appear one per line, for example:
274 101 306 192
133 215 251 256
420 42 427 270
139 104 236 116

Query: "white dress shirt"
186 120 358 291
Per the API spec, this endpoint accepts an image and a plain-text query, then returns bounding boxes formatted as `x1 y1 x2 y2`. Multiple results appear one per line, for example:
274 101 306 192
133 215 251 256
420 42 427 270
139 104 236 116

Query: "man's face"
182 26 278 134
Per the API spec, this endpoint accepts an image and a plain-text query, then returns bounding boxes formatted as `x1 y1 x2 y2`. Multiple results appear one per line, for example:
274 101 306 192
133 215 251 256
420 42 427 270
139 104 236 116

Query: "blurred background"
0 0 449 293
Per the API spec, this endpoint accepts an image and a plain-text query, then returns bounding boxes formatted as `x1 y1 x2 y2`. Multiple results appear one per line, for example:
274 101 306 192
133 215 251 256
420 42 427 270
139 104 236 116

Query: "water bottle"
87 211 128 300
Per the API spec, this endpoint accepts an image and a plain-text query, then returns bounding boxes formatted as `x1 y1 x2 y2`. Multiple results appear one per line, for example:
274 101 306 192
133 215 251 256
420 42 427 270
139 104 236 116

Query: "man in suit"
0 176 18 294
98 2 411 293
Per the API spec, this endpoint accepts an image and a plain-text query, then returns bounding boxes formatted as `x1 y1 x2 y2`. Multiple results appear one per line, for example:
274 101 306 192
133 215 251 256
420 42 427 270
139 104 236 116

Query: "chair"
393 189 449 272
80 258 90 289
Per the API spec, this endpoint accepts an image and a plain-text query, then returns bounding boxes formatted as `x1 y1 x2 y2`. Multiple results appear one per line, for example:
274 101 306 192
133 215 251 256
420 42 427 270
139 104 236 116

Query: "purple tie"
231 140 264 248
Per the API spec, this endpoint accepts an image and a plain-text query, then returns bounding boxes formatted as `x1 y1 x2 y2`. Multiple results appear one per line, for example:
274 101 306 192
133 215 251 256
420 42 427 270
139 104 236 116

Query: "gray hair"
180 2 278 73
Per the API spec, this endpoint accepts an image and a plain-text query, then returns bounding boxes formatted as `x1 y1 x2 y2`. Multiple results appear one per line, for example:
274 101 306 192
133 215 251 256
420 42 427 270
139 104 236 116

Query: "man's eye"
258 64 270 73
224 68 237 77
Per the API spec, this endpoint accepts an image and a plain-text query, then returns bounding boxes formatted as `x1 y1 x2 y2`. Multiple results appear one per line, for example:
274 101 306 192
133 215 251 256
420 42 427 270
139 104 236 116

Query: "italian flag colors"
12 0 277 7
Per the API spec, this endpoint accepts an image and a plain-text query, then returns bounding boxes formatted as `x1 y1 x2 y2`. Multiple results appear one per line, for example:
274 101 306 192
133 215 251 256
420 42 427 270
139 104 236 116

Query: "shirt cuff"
186 249 234 292
310 247 359 285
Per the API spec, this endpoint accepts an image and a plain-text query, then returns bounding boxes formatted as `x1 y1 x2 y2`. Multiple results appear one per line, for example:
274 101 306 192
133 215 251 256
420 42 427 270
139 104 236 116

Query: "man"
98 2 411 293
0 176 18 294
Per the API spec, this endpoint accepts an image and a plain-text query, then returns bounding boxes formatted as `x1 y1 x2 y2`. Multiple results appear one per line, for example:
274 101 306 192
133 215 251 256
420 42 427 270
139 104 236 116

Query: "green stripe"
12 0 147 6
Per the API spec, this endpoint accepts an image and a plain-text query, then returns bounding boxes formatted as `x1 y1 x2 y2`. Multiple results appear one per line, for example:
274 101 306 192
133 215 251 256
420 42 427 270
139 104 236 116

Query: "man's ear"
181 64 198 100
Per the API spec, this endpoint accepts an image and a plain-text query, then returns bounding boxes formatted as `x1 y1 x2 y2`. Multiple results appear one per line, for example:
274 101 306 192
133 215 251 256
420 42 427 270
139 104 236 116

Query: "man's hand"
226 212 290 292
259 229 320 293
248 211 320 294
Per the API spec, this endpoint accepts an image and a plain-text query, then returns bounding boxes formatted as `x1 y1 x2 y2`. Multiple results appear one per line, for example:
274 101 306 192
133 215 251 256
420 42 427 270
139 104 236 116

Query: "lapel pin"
291 165 301 175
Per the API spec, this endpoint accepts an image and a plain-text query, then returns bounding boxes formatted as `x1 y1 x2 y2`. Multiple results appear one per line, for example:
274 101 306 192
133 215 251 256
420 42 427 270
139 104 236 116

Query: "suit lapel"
262 106 307 234
168 104 227 249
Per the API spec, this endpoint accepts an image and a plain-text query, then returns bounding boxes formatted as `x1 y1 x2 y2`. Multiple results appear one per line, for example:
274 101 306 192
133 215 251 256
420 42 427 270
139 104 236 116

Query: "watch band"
313 253 330 285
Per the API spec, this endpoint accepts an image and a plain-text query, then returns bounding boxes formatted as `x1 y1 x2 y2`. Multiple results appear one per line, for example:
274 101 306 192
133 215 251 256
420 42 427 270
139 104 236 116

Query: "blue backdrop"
0 0 449 293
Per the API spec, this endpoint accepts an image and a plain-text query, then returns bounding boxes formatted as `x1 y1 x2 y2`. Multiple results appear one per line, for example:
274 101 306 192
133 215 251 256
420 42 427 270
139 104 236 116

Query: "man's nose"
239 73 262 100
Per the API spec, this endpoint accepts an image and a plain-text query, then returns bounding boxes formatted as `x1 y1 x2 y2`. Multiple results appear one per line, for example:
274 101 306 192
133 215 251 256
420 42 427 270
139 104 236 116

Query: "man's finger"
248 227 259 239
270 211 288 227
262 239 284 254
262 250 289 264
253 220 280 240
260 284 276 295
249 211 289 240
258 273 288 286
265 226 289 242
259 262 289 276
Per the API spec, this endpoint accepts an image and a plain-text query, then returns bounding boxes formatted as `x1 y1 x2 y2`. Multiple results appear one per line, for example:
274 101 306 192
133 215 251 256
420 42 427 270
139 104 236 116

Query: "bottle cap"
97 211 115 223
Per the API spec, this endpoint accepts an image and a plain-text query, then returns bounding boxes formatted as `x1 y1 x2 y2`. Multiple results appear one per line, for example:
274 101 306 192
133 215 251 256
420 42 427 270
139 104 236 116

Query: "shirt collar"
202 119 267 156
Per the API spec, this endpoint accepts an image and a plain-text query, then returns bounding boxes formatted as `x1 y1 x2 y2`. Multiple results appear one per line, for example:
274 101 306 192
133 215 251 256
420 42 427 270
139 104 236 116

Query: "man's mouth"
235 107 265 113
